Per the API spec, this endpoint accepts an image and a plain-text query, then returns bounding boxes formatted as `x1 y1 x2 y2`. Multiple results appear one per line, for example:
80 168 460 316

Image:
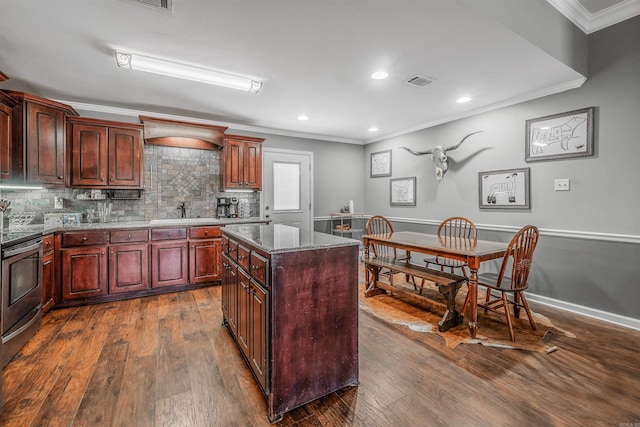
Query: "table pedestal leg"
468 263 479 338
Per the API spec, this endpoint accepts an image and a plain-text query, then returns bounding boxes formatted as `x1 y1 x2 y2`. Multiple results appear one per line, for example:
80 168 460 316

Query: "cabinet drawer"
151 227 187 241
237 244 250 271
228 239 238 261
189 226 222 239
62 230 108 247
110 228 149 244
43 234 54 252
250 252 269 287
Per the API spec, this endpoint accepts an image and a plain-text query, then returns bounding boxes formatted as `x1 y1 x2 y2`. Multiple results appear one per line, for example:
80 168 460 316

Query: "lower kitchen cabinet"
150 241 189 288
221 250 238 337
222 225 359 422
61 245 108 300
108 243 149 294
41 234 55 313
189 226 222 284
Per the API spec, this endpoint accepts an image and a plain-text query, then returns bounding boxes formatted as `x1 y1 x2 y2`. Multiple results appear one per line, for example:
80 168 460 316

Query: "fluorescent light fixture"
456 96 472 103
369 127 379 132
297 115 309 121
371 71 388 80
115 51 262 93
0 184 44 190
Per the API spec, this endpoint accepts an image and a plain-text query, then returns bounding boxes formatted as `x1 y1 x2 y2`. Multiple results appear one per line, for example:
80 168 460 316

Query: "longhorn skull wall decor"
400 131 483 180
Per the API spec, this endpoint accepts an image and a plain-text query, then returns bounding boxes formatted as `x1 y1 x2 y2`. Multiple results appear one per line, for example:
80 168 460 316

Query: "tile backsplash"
1 145 260 224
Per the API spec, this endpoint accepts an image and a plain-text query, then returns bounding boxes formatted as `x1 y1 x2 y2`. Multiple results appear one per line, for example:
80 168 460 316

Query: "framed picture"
478 168 530 210
370 149 392 177
390 177 416 206
525 107 594 162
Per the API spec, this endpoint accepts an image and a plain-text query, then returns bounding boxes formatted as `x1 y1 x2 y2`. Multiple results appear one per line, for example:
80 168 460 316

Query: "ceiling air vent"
128 0 172 12
404 74 434 88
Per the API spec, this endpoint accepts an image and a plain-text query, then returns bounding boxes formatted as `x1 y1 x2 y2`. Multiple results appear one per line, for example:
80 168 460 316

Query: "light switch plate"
554 178 570 191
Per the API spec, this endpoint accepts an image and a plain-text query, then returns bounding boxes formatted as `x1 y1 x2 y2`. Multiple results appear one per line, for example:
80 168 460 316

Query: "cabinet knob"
57 176 63 179
100 251 104 255
204 231 208 235
168 232 172 236
101 178 105 181
82 237 88 241
127 235 132 239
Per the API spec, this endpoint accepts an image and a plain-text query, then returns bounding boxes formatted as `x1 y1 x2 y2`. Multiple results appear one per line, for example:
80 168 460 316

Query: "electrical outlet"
54 196 64 209
554 178 570 191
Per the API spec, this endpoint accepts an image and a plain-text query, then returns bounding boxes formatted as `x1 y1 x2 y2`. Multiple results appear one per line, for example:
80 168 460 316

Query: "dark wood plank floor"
2 277 639 426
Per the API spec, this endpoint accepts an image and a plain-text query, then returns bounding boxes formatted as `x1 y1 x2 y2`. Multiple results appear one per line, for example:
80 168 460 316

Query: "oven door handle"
3 240 42 258
2 305 41 343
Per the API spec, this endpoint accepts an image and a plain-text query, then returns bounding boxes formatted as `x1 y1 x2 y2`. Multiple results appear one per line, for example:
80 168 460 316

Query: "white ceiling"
0 0 637 144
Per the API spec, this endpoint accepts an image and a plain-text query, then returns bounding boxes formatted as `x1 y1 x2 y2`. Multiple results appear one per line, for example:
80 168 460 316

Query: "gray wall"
363 16 640 321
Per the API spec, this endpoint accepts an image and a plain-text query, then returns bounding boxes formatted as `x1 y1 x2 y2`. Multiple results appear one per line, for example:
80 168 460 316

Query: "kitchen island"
221 223 360 422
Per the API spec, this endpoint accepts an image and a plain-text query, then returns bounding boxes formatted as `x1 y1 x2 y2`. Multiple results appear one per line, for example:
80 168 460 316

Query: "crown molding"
547 0 640 33
52 100 364 146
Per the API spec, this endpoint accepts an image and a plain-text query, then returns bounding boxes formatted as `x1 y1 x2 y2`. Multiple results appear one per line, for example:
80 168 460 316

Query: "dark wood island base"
222 224 360 422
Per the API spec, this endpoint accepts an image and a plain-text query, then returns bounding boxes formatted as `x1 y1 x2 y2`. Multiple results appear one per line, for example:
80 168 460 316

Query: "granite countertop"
223 223 360 254
39 217 269 233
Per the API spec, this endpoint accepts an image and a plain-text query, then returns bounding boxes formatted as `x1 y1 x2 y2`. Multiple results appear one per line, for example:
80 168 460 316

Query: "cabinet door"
228 260 238 337
151 241 189 288
243 141 262 189
61 246 108 300
237 269 252 358
27 102 65 186
108 127 142 187
189 238 221 283
109 243 149 294
221 252 230 320
70 123 108 186
42 250 55 314
0 102 12 181
224 138 244 188
250 280 268 391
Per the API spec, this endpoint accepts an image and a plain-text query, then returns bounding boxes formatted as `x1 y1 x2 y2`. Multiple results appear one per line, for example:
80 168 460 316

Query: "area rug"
358 279 576 353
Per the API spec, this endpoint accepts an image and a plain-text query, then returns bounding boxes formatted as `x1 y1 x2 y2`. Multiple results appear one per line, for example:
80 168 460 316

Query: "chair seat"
477 272 530 292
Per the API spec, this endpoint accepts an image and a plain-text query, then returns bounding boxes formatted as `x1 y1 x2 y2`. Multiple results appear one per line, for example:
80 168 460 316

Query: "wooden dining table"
362 231 509 338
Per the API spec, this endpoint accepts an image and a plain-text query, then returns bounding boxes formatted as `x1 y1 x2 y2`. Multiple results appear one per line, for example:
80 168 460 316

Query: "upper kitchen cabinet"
4 91 78 187
0 91 17 182
68 117 144 189
223 134 264 190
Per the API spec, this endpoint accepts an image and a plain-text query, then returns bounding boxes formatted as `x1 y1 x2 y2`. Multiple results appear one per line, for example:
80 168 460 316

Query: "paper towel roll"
349 200 354 213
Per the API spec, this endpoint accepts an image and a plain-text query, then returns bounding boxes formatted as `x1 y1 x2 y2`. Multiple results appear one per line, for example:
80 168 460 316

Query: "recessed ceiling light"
297 115 309 121
371 71 388 80
369 127 379 132
456 96 472 103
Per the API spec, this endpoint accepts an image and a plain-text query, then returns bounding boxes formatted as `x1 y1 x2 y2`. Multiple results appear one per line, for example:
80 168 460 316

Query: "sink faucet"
177 201 186 218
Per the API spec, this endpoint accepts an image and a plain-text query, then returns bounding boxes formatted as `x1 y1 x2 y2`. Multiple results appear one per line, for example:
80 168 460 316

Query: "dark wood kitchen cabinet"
108 229 150 294
60 231 109 300
41 234 55 314
150 227 189 288
223 134 263 190
5 91 78 186
0 91 17 182
68 117 143 189
189 226 222 284
222 225 359 422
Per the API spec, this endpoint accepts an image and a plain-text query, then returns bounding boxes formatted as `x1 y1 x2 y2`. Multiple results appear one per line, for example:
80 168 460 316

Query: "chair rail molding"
314 216 640 245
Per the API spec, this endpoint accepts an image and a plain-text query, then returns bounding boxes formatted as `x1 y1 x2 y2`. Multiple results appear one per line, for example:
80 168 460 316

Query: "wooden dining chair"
365 215 413 287
476 225 539 341
423 216 476 311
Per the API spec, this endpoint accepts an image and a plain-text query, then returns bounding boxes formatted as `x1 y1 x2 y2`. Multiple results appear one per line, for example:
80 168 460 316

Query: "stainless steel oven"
1 235 43 368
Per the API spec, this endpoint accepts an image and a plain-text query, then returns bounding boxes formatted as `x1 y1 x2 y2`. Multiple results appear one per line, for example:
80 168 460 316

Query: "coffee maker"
228 197 239 218
216 197 230 218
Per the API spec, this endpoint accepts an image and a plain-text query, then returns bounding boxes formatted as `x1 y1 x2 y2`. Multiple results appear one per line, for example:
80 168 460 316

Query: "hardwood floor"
2 280 639 426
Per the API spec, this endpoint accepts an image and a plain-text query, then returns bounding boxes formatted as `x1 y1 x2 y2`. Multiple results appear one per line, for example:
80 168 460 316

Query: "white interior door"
261 148 313 229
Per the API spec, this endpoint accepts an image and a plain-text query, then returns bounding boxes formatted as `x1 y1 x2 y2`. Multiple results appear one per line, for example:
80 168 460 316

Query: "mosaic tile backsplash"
1 145 260 224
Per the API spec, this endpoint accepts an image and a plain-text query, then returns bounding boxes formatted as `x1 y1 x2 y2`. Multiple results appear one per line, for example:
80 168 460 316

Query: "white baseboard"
525 292 640 331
